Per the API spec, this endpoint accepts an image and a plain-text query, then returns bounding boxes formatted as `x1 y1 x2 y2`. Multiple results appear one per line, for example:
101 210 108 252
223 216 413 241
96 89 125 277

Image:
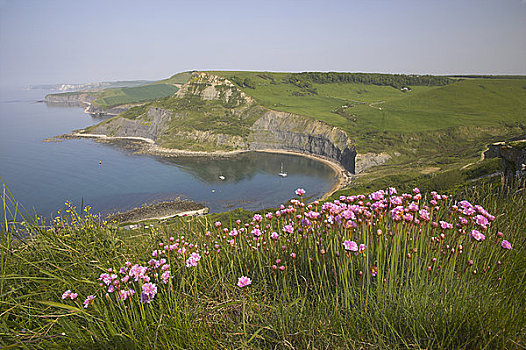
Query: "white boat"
219 175 225 180
278 162 288 177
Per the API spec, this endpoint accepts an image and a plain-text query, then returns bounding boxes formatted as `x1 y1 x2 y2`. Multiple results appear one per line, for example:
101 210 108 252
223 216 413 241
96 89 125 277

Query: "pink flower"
62 290 71 300
119 290 130 301
440 221 453 230
185 252 201 267
470 229 486 241
253 214 263 222
501 240 512 250
343 240 358 252
387 187 397 195
237 276 252 288
83 295 95 308
290 253 296 259
70 293 78 300
270 232 279 240
295 188 306 196
474 215 489 228
371 266 378 277
214 221 221 228
141 283 157 303
418 209 430 221
283 225 294 234
251 228 262 237
358 244 365 253
161 271 172 284
369 190 384 201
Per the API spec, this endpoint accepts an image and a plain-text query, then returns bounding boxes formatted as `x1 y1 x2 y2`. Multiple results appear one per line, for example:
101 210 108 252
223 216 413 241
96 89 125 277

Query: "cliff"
248 111 355 173
81 72 357 173
484 139 526 185
44 93 94 107
44 93 128 117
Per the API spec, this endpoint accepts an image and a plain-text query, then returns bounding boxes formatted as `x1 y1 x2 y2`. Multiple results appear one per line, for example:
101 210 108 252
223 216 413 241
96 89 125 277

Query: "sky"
1 0 525 86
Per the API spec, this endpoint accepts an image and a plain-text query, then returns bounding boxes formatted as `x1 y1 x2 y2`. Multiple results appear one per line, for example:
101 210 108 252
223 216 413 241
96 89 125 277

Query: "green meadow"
90 84 179 110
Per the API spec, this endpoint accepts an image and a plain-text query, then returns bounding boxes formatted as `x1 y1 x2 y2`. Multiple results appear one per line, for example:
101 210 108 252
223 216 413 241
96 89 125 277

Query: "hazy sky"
1 0 525 86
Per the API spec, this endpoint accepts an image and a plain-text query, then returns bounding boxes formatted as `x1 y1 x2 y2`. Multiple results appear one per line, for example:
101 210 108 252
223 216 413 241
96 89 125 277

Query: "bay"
0 87 336 219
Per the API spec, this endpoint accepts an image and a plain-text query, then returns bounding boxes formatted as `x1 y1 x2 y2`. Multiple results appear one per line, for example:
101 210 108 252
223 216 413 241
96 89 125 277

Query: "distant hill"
45 72 193 110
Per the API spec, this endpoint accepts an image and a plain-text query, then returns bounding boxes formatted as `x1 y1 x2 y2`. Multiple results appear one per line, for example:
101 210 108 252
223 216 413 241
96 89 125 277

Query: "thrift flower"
161 271 172 284
343 240 358 252
83 295 95 308
440 221 453 230
141 283 157 304
62 290 71 300
371 266 378 277
295 188 306 196
186 252 201 267
470 229 486 241
283 225 294 234
237 276 252 288
501 240 512 250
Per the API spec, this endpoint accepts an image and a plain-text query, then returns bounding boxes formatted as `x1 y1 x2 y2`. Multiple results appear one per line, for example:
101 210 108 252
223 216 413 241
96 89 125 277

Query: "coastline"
68 132 352 202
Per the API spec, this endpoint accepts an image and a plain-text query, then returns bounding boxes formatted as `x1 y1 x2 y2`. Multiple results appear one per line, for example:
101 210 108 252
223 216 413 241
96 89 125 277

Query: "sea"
0 87 336 220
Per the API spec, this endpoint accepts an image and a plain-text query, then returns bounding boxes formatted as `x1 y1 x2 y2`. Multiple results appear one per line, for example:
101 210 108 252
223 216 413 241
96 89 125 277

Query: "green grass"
91 84 179 110
158 71 194 85
211 72 526 152
2 181 525 349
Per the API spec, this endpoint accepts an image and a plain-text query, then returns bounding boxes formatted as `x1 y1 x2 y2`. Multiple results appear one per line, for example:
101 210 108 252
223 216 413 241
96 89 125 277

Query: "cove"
0 87 337 219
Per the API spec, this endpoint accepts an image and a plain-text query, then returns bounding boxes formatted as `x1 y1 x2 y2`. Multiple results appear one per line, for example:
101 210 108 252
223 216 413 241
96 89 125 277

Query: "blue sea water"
0 87 336 219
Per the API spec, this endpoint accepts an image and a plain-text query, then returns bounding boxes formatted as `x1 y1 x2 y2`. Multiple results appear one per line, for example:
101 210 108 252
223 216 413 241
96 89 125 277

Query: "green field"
90 84 179 109
88 72 195 109
212 71 526 150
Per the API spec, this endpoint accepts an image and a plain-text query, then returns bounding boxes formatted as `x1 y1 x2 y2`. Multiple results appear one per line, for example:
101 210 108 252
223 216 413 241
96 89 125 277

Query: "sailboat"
278 162 288 177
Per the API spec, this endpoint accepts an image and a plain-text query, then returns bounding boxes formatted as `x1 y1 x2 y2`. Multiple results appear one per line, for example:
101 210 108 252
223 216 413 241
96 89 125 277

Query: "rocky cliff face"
85 104 139 117
82 72 357 173
44 93 94 107
88 107 172 140
248 111 356 173
175 72 254 107
485 140 526 185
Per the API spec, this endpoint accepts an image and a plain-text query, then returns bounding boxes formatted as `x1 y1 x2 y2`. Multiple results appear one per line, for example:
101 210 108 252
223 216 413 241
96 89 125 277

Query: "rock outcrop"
248 111 356 173
175 72 254 106
88 107 173 140
484 140 526 185
45 93 134 117
44 93 94 107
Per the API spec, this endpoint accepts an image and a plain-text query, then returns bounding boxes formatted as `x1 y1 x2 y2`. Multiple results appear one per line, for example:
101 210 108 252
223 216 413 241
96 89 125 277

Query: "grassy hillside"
212 71 526 148
47 72 194 110
158 71 194 85
91 83 179 109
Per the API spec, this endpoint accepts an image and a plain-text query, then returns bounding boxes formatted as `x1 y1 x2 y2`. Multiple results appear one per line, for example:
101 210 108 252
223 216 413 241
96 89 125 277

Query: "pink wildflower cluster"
61 187 513 309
